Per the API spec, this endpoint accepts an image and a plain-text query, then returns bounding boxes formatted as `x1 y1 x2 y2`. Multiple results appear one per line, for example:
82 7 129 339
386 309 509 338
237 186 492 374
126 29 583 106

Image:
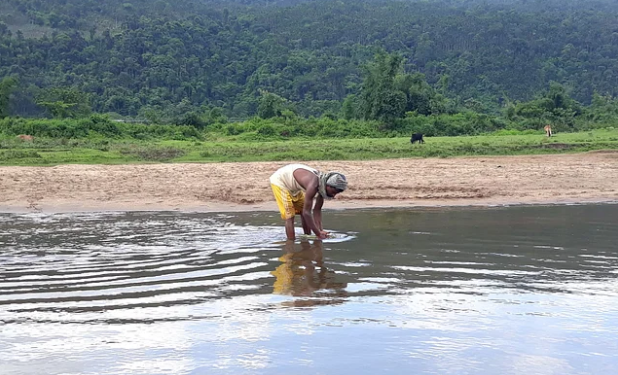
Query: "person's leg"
285 218 296 240
272 184 297 240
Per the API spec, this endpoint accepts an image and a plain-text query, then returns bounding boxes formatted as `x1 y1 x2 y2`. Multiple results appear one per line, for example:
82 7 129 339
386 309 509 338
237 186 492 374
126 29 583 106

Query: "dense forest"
1 0 618 133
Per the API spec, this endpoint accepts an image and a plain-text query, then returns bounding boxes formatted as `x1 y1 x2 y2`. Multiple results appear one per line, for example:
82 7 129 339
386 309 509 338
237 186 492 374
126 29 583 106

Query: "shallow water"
1 204 617 375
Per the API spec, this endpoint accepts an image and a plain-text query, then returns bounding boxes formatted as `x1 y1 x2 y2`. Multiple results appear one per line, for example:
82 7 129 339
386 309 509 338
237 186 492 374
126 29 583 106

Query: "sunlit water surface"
1 204 617 375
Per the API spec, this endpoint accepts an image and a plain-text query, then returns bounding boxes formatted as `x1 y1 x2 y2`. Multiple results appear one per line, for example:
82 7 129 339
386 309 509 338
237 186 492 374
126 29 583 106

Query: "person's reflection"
271 240 347 304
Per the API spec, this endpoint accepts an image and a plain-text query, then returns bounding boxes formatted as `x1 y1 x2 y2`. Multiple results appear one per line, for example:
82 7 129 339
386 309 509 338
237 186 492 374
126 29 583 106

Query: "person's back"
269 164 318 195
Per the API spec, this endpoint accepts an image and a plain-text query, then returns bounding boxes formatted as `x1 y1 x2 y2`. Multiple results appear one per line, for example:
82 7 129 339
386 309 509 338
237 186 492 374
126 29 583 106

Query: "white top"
269 164 318 194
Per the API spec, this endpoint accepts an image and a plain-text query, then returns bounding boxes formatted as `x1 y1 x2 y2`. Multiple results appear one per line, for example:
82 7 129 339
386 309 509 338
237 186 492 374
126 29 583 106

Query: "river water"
1 204 616 375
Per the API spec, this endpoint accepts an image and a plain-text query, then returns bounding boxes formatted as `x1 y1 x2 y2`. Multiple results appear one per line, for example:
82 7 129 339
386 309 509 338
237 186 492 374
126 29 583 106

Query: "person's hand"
317 230 329 239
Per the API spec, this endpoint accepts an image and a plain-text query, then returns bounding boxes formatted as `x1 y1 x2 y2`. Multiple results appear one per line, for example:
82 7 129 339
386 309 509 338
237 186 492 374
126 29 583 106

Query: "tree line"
1 0 618 134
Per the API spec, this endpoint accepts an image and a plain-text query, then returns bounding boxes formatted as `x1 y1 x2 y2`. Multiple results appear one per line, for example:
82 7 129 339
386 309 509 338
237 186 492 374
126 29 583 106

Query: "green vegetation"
1 119 617 166
1 0 618 122
2 0 618 167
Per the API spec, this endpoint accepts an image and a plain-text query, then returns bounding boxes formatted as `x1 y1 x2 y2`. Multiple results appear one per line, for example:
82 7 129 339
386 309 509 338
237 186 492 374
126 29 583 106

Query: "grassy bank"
1 129 617 166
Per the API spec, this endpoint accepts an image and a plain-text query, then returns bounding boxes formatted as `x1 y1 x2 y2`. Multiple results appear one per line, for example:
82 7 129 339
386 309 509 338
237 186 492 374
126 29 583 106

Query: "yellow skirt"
271 184 305 220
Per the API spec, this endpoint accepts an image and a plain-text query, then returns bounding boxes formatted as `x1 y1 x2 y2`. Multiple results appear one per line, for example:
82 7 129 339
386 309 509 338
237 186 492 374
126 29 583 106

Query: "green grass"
1 129 618 166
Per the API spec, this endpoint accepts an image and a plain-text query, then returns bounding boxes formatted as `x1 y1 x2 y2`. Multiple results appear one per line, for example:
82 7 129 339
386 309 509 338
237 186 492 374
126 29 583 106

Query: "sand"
1 152 617 214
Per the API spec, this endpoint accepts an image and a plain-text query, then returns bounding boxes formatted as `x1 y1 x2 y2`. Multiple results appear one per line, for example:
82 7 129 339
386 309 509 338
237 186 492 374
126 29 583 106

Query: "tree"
35 87 92 118
0 77 18 119
257 90 292 119
359 52 444 123
586 92 618 122
340 94 358 120
359 52 406 122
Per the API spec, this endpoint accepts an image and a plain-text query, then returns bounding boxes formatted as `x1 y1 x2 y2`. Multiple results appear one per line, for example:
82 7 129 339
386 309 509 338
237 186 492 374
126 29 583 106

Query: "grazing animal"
544 124 552 137
16 134 34 142
410 133 425 144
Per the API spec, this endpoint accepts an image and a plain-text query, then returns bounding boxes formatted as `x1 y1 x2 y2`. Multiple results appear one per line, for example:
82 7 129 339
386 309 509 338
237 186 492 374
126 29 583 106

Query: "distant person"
544 124 552 137
270 163 348 240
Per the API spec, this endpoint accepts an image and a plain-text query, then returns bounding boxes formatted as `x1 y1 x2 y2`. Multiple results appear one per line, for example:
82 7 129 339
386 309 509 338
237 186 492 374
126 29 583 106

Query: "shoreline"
1 152 618 214
1 197 617 215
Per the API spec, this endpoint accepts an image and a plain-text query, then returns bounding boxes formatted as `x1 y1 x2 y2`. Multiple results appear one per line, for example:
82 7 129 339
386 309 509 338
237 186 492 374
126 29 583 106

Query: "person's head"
324 172 347 198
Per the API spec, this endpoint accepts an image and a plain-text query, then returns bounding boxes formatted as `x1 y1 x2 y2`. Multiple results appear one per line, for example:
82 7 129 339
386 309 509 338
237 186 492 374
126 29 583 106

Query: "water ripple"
1 206 618 375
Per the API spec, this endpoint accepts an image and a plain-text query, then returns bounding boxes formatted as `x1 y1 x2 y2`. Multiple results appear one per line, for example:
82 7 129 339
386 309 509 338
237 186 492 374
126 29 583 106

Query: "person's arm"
301 184 327 238
294 169 328 239
313 194 324 232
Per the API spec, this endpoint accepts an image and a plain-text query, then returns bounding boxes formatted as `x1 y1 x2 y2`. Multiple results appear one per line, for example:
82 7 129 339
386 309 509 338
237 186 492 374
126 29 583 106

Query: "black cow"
410 133 424 144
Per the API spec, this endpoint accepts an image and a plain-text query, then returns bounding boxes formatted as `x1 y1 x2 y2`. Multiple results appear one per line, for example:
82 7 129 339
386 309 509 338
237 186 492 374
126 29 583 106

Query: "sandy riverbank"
1 152 617 214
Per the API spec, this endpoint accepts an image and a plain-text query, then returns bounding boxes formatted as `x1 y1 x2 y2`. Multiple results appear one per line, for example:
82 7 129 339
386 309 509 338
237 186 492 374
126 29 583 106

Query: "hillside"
1 0 618 120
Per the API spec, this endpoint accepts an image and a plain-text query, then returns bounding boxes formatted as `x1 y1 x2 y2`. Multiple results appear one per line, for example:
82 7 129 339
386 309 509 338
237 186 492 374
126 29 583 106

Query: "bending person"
270 164 347 240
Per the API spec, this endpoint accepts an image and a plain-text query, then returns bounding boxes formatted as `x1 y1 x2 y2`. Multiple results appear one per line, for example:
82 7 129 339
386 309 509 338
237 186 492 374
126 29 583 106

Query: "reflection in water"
271 240 347 306
0 205 617 375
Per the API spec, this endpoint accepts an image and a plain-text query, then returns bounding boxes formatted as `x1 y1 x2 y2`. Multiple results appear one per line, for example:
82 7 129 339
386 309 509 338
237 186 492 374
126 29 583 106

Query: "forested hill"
1 0 618 120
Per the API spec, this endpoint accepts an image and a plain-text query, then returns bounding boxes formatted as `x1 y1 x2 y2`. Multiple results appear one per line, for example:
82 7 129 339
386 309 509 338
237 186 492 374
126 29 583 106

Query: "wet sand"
1 152 618 213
